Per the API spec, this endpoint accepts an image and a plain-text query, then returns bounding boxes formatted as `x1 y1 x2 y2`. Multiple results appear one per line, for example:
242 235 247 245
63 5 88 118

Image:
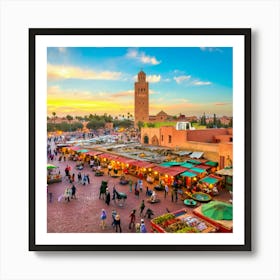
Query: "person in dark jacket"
115 214 122 233
105 188 111 205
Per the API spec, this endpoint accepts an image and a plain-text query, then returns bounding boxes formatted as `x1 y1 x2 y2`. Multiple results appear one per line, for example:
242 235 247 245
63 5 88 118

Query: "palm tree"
52 112 56 123
66 115 73 131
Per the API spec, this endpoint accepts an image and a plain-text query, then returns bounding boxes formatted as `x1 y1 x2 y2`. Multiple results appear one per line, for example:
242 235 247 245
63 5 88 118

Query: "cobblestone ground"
47 157 231 233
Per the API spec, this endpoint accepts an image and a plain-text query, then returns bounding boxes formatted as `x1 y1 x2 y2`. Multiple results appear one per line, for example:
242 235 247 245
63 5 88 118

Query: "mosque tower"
134 70 149 127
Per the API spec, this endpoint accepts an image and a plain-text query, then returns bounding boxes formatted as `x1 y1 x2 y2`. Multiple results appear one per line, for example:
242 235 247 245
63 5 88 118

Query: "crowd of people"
47 135 188 233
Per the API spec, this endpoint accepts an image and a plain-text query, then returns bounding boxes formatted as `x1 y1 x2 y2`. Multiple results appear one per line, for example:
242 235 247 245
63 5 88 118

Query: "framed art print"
29 28 251 251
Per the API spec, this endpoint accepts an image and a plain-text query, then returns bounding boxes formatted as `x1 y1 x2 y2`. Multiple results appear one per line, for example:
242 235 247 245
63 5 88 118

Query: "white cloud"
147 75 161 83
192 80 212 86
126 48 161 65
47 64 122 81
174 75 191 84
133 74 161 83
58 47 66 53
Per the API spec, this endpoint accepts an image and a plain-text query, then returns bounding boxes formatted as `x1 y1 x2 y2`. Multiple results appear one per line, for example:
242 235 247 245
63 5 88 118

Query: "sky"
47 47 232 118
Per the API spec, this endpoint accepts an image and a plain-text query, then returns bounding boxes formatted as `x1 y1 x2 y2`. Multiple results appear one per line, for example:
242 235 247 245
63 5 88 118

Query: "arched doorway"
143 135 149 144
151 135 159 146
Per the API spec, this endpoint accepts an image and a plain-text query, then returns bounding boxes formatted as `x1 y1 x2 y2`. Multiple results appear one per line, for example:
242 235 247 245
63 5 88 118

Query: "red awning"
195 165 211 170
133 161 156 169
152 166 170 174
153 165 187 177
169 166 188 173
165 168 186 177
98 153 119 160
116 157 137 164
86 151 103 156
68 146 81 151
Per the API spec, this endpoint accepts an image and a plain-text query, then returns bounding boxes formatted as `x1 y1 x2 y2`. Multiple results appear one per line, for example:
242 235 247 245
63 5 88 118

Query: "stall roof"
165 169 186 177
215 168 233 176
187 159 201 165
189 167 206 174
98 153 119 160
196 165 210 170
189 151 204 159
86 151 103 156
153 165 170 173
160 161 182 167
116 157 137 164
69 146 82 151
205 161 218 167
172 151 192 156
199 176 221 185
131 160 156 169
180 171 197 178
180 162 195 169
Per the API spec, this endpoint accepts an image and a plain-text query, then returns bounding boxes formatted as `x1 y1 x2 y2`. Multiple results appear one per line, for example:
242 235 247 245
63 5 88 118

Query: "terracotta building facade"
134 70 149 126
141 126 233 166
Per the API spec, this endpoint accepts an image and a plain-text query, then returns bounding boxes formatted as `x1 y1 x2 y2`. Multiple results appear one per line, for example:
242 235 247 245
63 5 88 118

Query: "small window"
168 135 172 143
161 135 163 141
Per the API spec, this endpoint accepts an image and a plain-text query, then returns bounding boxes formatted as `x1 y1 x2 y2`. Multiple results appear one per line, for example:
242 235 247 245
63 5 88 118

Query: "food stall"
47 164 62 184
151 209 217 233
198 174 223 195
192 201 233 233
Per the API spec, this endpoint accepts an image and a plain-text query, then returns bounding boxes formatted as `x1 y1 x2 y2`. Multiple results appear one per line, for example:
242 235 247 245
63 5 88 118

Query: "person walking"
171 188 175 202
100 209 107 230
112 185 117 200
144 208 154 219
129 179 133 192
86 174 90 184
77 172 82 184
71 184 77 199
114 214 122 233
164 184 169 198
105 188 111 206
128 209 136 230
111 209 117 228
64 186 71 202
139 200 145 217
175 188 178 203
82 174 87 185
140 219 147 233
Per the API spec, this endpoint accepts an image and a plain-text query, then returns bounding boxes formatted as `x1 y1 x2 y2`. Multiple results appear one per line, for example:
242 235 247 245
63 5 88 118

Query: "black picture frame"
29 28 251 251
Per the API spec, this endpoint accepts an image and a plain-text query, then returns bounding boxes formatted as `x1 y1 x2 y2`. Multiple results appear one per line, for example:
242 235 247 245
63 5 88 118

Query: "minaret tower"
134 70 149 127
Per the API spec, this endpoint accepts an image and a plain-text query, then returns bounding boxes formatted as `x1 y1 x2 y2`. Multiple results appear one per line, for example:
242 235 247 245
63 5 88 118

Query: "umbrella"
47 164 57 169
77 149 88 153
201 200 233 220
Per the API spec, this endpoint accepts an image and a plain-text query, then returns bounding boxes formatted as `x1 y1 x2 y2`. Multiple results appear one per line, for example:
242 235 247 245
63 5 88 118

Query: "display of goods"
165 221 187 232
176 227 199 233
152 214 175 225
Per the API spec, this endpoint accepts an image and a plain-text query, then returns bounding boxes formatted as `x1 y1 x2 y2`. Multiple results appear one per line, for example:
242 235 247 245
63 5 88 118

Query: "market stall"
192 201 233 233
47 164 62 184
215 167 233 191
198 174 223 195
151 209 217 233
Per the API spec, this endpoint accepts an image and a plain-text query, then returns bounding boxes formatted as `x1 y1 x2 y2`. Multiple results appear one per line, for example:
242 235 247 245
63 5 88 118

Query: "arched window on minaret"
138 70 146 83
